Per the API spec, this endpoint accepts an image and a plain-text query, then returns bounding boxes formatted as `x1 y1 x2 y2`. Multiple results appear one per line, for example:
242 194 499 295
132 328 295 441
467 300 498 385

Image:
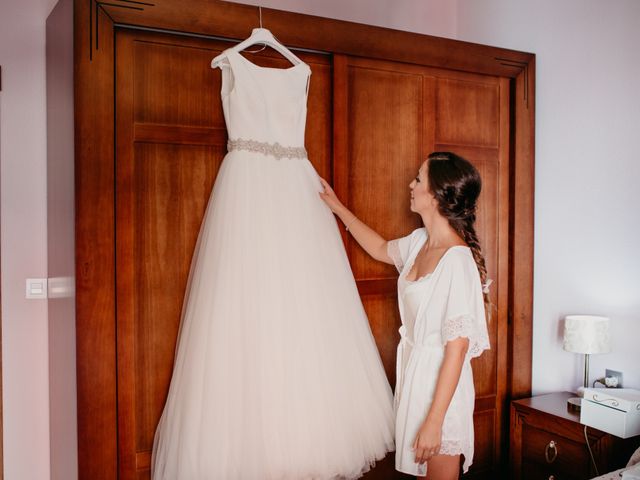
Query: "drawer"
521 423 590 480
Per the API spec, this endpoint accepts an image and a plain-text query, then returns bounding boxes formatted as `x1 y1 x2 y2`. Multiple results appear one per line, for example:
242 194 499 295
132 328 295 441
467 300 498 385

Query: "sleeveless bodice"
220 50 311 149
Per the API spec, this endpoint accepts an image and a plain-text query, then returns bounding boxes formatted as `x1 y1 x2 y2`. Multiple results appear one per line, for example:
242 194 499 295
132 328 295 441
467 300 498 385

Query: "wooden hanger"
211 24 303 69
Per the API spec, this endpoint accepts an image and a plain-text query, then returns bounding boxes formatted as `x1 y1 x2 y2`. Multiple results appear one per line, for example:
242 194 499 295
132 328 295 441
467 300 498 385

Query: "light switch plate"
26 278 48 299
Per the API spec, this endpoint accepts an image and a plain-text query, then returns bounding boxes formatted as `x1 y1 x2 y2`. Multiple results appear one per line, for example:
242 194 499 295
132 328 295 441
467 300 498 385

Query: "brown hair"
426 151 489 307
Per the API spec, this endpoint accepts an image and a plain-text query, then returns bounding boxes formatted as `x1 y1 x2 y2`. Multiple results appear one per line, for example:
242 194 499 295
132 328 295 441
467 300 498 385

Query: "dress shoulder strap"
213 50 244 71
217 50 242 97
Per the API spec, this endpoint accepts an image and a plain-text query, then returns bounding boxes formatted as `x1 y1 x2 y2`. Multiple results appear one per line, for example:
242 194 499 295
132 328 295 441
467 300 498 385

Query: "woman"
319 151 490 480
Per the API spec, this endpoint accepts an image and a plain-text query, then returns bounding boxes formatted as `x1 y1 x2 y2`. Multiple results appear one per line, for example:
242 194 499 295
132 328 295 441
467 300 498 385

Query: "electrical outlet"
605 369 623 388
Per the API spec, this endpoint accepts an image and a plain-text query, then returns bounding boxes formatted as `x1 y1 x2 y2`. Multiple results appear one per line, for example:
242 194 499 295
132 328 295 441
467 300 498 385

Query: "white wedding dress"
151 49 395 480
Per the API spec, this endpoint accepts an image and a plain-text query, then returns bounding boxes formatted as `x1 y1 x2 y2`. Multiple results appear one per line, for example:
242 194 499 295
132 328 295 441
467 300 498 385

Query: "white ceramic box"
581 388 640 439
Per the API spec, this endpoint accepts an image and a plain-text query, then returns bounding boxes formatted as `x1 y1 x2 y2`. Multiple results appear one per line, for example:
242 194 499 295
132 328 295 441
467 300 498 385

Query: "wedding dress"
151 41 394 480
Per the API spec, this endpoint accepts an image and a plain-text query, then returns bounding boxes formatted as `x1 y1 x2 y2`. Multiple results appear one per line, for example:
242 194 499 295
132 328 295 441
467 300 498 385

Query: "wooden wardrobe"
74 1 535 478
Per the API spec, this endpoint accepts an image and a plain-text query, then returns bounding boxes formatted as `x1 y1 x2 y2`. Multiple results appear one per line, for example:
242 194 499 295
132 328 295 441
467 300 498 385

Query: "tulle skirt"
151 151 395 480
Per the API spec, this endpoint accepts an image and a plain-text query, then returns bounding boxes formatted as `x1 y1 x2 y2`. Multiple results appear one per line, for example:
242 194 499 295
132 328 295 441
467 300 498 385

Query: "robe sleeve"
440 251 490 358
386 228 425 273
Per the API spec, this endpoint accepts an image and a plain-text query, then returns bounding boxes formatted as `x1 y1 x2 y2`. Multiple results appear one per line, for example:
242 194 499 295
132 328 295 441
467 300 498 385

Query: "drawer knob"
545 440 558 463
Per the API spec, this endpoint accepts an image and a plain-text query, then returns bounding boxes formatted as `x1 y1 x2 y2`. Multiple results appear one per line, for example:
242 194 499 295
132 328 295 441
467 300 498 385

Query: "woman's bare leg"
416 454 460 480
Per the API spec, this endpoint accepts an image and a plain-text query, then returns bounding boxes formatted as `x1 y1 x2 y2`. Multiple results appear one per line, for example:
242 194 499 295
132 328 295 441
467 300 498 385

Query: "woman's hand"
317 177 393 265
412 418 442 465
318 177 346 215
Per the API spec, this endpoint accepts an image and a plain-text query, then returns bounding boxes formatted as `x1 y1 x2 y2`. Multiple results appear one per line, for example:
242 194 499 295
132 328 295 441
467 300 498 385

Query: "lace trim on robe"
441 314 490 359
439 439 467 456
387 239 403 272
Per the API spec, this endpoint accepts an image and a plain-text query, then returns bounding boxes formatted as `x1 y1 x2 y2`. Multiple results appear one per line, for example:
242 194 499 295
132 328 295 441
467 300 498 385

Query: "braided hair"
426 151 489 309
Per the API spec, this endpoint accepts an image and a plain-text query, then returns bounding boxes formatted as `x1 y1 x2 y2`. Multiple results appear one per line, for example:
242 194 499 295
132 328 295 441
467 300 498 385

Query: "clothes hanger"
211 6 303 69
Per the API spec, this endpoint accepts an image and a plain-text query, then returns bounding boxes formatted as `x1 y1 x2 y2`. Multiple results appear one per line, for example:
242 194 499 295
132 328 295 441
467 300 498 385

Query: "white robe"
387 228 490 476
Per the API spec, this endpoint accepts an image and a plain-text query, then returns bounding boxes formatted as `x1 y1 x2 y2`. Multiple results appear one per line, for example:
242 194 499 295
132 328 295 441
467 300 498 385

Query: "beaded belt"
227 138 307 160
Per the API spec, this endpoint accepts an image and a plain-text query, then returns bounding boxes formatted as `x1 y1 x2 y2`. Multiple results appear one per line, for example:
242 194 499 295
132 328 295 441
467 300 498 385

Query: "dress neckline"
404 243 469 284
231 50 306 72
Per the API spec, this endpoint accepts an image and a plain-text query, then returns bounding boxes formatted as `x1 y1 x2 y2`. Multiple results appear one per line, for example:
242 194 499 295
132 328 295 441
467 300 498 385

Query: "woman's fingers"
414 442 428 463
318 177 345 214
320 182 332 198
414 443 440 464
319 177 337 195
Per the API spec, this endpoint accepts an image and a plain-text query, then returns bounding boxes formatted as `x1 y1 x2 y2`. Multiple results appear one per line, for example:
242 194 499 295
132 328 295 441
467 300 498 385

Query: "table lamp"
563 314 611 410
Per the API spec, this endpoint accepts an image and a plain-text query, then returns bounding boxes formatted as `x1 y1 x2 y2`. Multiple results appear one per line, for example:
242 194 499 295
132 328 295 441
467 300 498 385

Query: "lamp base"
567 396 582 412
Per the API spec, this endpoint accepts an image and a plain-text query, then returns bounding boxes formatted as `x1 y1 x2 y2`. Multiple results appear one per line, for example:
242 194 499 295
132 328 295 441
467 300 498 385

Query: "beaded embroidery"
227 138 307 160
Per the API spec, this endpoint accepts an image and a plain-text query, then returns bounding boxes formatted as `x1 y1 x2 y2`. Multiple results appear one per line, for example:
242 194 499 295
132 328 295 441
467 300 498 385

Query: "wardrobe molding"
74 1 535 478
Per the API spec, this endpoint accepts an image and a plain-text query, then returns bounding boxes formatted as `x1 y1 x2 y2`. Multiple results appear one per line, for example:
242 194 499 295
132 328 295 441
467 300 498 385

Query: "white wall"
228 0 457 39
457 0 640 394
46 1 77 479
1 0 58 478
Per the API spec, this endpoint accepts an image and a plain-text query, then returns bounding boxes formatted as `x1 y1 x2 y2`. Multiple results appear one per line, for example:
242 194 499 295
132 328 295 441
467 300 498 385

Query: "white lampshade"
563 315 611 354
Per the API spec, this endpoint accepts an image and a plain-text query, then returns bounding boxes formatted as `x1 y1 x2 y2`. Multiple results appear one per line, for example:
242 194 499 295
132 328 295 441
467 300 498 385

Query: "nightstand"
510 392 640 480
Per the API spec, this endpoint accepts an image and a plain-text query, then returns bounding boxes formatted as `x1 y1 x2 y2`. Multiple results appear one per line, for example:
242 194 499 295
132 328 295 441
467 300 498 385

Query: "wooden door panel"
116 29 332 479
435 79 500 148
471 410 497 475
346 65 424 280
434 75 509 476
305 61 333 180
132 41 221 126
338 56 509 479
116 32 229 478
432 75 511 474
132 143 223 454
361 295 402 386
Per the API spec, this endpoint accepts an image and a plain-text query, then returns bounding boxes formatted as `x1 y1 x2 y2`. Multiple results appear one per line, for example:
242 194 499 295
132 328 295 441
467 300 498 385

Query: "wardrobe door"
114 29 332 480
335 55 510 479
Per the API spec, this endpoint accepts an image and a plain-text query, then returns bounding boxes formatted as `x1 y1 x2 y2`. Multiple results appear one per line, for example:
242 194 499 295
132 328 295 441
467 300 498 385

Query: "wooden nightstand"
510 392 640 480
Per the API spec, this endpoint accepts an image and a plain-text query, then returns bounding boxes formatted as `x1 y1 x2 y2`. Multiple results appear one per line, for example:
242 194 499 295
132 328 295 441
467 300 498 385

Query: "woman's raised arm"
318 177 394 265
